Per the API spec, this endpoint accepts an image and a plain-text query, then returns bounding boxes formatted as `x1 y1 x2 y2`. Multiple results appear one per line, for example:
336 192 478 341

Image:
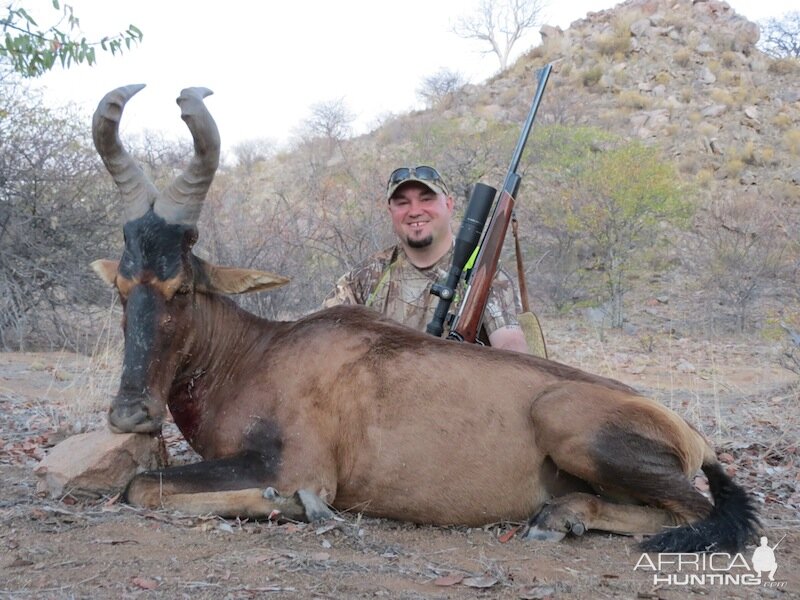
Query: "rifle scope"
426 182 496 338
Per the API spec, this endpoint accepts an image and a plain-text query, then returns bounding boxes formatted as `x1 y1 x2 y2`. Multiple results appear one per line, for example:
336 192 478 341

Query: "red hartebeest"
91 85 759 553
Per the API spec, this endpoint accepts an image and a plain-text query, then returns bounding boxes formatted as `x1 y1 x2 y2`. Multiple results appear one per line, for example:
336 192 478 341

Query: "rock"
780 89 800 103
743 106 759 121
539 24 563 42
739 172 757 185
35 429 162 499
698 66 716 83
701 104 728 118
696 42 715 56
630 18 651 38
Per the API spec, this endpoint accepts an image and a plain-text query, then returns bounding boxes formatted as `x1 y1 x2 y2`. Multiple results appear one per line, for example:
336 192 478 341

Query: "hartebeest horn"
92 84 158 222
155 87 220 226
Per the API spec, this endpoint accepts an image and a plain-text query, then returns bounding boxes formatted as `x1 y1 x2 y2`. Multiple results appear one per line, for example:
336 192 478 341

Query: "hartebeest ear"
91 259 119 286
193 257 290 295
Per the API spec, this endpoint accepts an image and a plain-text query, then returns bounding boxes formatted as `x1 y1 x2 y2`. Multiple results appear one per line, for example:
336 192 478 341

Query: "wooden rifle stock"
446 64 552 344
449 189 515 343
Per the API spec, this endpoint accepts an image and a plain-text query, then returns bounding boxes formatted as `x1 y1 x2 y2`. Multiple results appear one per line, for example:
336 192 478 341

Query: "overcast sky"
27 0 793 156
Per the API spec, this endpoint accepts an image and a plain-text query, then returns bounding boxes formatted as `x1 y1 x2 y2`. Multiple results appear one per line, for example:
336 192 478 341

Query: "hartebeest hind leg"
527 382 714 540
125 452 334 521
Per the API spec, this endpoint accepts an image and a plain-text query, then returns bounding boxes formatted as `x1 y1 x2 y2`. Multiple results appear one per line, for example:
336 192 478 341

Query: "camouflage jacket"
322 245 522 339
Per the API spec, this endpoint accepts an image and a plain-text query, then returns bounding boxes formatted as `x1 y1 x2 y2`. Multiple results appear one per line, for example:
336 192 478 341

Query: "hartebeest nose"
108 396 163 433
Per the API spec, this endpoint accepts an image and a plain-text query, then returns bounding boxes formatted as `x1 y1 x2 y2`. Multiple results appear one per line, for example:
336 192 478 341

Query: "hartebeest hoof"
262 487 334 522
526 495 592 540
295 489 335 522
522 525 568 542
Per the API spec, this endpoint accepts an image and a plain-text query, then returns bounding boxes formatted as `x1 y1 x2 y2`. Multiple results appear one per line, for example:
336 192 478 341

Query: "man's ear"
90 259 119 286
193 257 290 295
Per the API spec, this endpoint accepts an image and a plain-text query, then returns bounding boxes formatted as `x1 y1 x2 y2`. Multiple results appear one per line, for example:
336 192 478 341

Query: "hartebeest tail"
642 461 760 553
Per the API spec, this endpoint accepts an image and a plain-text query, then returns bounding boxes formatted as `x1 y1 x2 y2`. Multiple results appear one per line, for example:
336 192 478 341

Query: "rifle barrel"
505 64 552 186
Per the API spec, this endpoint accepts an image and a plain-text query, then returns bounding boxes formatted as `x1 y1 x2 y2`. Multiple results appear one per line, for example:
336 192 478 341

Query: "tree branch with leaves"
1 1 142 78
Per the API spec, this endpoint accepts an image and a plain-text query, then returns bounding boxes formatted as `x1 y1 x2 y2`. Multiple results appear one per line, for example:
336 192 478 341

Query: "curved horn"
155 87 220 226
92 84 158 222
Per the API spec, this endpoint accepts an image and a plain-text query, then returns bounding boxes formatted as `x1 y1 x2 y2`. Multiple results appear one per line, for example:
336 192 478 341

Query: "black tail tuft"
640 462 760 553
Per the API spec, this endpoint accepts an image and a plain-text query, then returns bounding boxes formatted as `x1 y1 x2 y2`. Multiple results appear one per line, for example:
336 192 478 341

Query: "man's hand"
488 325 530 354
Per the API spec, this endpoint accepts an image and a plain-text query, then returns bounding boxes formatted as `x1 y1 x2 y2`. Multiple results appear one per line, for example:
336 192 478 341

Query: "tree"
232 138 274 174
531 136 692 328
0 86 122 349
295 97 355 166
759 11 800 58
0 1 142 78
452 0 547 70
305 97 355 143
416 68 466 108
695 196 791 333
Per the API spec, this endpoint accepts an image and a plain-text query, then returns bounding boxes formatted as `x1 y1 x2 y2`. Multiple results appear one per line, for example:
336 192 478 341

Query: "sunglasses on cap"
386 166 449 198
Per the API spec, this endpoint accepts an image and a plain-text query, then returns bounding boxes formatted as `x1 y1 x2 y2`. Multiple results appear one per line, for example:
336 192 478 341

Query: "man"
323 165 529 353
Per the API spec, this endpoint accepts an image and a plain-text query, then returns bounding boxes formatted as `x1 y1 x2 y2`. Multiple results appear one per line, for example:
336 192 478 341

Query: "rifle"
426 63 552 343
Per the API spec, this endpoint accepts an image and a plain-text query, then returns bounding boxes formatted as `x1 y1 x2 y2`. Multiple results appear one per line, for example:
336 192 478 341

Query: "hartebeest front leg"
125 451 334 521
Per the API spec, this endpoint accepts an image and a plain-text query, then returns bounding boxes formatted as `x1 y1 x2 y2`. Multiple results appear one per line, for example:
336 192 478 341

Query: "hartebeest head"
92 85 288 433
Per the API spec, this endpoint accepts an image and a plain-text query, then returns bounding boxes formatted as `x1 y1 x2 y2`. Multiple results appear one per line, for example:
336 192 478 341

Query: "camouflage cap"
386 166 450 201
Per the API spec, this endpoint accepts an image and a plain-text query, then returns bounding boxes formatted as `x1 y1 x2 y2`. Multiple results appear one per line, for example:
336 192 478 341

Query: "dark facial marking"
119 284 159 394
119 209 197 281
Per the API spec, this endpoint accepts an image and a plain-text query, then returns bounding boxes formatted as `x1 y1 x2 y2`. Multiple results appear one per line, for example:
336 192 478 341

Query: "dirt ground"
1 322 799 599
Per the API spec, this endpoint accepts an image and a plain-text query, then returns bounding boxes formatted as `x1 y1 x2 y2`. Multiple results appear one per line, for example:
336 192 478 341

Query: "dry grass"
771 113 793 131
673 47 692 67
580 65 603 87
710 88 735 107
695 168 715 188
767 58 800 76
617 90 652 109
654 71 671 86
783 130 800 156
596 31 631 57
723 157 745 178
59 302 122 429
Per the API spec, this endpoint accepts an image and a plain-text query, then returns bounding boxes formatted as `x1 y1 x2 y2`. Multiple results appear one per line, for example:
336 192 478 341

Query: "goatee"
407 234 433 249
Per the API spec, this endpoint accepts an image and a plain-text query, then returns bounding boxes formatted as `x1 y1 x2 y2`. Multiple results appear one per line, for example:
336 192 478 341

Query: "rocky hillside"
436 0 798 205
224 0 797 334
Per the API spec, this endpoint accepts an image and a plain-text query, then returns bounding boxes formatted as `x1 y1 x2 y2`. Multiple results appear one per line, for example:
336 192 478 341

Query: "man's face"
388 182 454 249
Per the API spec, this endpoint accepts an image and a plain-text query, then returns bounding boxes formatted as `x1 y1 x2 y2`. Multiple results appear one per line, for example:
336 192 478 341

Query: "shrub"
771 113 793 130
581 66 603 87
618 90 651 109
784 130 800 155
724 157 744 176
596 31 631 56
695 168 715 188
710 88 735 106
721 51 739 67
768 58 800 75
674 47 692 67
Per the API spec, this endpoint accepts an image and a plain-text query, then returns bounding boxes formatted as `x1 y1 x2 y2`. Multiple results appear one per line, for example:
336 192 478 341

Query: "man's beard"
406 234 433 249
